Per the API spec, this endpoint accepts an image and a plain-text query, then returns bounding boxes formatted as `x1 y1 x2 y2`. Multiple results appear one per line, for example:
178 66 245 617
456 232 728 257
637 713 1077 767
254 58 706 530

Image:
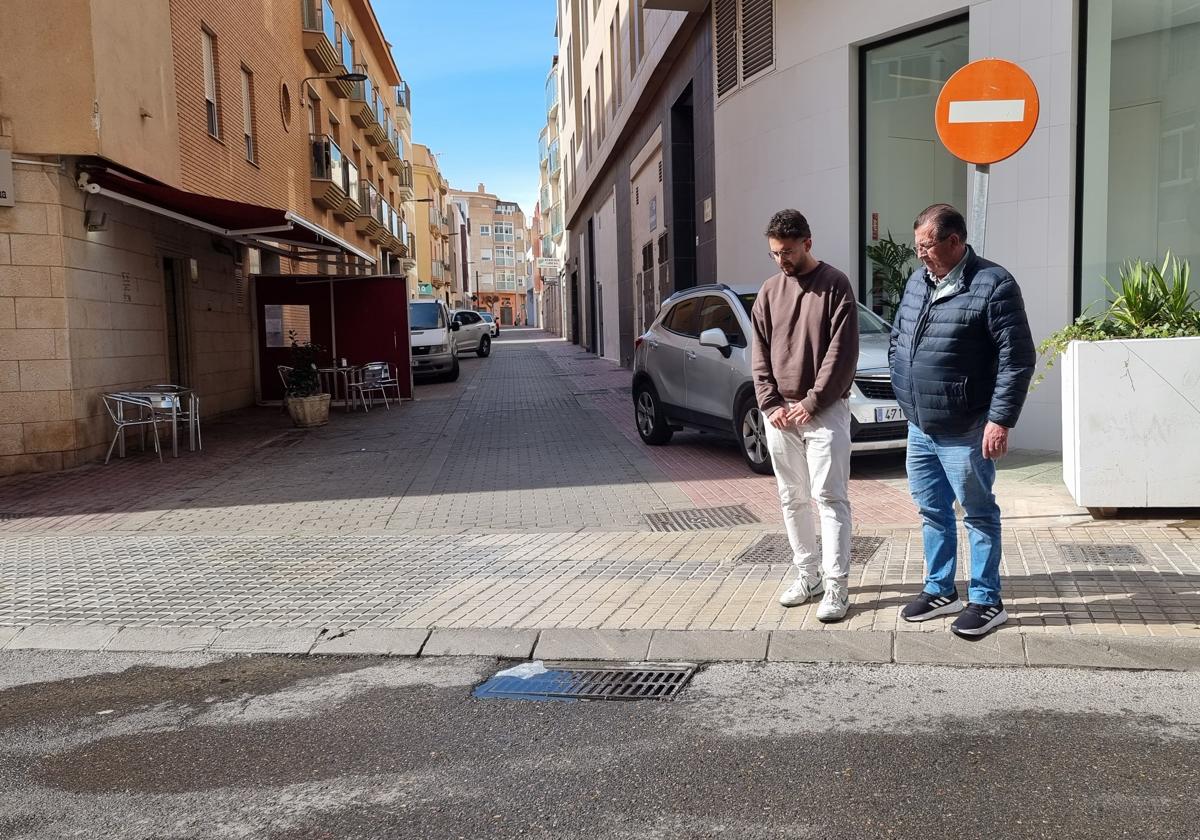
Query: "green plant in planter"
865 231 917 314
1034 253 1200 387
285 331 325 398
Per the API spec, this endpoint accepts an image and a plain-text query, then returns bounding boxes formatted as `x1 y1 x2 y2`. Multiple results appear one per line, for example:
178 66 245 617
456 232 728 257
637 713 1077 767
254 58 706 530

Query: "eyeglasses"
768 248 797 261
914 236 947 254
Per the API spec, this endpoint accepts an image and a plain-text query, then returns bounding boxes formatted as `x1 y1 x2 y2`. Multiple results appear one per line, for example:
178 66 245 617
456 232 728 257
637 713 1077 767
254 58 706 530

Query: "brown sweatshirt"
750 262 860 416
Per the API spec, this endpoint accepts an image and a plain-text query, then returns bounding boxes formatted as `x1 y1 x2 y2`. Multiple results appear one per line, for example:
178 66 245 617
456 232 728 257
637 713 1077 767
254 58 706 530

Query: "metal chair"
348 361 392 411
102 393 162 464
276 365 293 412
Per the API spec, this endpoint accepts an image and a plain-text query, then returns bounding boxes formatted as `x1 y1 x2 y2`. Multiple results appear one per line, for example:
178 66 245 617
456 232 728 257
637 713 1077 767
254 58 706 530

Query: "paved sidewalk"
1 330 1198 670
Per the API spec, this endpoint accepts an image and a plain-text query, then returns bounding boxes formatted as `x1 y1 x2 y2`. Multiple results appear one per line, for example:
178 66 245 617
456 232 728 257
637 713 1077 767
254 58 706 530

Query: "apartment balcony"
332 159 360 222
396 160 414 203
538 129 549 170
395 82 412 135
309 134 347 212
350 69 379 131
354 180 385 240
428 205 450 236
401 232 417 272
547 139 561 176
540 184 551 209
301 0 339 74
364 100 389 147
545 72 559 120
550 203 563 239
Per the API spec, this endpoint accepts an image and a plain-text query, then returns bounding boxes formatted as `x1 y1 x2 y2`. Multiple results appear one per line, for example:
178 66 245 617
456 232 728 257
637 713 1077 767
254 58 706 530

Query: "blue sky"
377 1 558 219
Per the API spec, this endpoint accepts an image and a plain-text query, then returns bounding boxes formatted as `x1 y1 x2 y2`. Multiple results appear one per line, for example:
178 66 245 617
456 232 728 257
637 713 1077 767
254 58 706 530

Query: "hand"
767 407 790 429
982 421 1009 460
787 404 812 426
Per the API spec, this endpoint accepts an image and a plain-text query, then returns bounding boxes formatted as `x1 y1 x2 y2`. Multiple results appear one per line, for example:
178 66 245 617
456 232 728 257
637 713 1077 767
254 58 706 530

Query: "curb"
4 624 1200 672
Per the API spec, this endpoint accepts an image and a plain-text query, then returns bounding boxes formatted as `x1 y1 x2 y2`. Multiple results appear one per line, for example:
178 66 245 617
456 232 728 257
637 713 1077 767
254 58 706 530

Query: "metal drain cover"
645 505 760 532
1057 543 1148 566
733 534 887 565
474 662 695 701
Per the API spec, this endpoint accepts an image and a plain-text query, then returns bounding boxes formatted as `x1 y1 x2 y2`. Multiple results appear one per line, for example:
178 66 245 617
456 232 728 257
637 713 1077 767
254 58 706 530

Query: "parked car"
450 309 492 357
409 300 459 381
631 283 907 474
479 312 500 337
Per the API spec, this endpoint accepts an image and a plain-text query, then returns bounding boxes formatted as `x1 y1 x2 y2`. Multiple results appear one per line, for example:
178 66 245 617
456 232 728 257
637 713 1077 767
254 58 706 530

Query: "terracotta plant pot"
286 393 331 428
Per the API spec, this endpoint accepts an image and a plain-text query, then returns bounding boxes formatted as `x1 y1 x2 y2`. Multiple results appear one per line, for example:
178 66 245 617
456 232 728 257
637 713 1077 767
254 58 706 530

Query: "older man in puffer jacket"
889 203 1035 638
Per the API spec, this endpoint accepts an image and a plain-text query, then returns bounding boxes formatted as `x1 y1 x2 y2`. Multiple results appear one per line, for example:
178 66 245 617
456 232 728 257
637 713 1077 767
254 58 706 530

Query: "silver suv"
632 283 907 474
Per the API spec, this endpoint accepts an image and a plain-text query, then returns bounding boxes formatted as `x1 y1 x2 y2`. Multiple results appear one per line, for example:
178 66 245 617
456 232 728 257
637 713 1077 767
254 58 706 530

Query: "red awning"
77 164 375 264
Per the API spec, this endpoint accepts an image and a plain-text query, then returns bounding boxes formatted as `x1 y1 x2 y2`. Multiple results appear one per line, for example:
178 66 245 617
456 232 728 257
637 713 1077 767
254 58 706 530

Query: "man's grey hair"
913 203 968 243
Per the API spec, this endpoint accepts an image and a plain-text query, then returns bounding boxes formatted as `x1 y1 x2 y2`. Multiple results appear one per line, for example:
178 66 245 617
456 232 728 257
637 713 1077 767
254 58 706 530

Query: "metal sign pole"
970 163 990 256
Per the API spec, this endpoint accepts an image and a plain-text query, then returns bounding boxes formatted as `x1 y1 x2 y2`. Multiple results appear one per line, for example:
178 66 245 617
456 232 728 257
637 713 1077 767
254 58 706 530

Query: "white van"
409 300 459 381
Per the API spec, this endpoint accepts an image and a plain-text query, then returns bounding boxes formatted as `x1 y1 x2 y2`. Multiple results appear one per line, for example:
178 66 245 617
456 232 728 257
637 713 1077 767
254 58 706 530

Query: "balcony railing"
333 157 360 221
547 139 560 175
396 160 414 201
301 0 339 73
540 184 551 208
541 234 552 254
350 68 379 133
539 129 548 167
344 159 360 207
550 203 563 238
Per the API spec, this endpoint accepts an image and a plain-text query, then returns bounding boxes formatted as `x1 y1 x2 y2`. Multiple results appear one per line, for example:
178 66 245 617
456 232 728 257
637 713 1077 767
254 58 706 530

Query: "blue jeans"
906 422 1002 605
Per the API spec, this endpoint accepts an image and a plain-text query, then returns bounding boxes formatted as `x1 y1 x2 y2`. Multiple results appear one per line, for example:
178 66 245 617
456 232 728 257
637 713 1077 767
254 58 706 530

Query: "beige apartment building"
447 185 531 326
410 143 454 304
537 54 568 336
0 0 413 476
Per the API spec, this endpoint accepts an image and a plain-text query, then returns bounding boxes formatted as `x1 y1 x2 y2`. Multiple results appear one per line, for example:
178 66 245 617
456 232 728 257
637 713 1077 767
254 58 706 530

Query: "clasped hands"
767 404 812 429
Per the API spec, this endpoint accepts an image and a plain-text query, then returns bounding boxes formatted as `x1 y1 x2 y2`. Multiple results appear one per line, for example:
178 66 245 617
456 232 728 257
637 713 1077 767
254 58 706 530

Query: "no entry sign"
935 59 1040 165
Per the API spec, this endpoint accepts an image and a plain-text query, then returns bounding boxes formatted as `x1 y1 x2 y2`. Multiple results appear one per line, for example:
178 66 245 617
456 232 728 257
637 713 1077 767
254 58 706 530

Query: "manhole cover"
474 662 694 701
1056 543 1147 565
645 505 760 532
732 534 887 565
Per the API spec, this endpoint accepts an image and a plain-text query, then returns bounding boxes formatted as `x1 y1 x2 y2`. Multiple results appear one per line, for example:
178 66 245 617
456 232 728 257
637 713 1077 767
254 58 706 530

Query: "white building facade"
711 0 1185 451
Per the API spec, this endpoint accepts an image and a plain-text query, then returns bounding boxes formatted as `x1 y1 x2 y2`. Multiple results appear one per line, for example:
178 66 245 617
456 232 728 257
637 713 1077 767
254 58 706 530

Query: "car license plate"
875 406 905 422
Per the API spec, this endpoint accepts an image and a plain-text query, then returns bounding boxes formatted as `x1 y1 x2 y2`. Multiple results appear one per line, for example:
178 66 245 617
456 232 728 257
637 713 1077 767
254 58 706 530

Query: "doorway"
162 257 191 387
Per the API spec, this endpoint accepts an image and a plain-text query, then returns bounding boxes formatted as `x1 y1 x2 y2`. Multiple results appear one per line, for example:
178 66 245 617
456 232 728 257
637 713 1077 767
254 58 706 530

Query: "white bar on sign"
948 99 1025 123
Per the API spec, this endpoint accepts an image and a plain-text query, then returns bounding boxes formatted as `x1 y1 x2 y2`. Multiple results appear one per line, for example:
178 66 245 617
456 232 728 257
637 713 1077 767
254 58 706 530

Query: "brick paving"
1 327 1198 646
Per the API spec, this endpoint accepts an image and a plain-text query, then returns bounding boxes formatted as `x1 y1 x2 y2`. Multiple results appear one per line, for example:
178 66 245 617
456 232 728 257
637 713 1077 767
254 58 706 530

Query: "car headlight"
434 343 450 354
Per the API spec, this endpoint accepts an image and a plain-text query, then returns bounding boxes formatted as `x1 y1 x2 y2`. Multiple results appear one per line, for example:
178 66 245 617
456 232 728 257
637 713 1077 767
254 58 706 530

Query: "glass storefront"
861 18 969 313
1080 0 1200 312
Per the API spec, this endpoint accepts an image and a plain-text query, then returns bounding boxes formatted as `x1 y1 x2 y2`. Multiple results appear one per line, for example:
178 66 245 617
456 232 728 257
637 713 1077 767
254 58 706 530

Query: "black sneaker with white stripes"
951 601 1009 638
901 591 964 622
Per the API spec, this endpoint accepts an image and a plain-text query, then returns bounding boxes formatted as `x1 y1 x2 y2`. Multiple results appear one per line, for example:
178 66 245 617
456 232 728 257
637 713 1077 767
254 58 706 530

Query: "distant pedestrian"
889 203 1035 638
751 209 860 622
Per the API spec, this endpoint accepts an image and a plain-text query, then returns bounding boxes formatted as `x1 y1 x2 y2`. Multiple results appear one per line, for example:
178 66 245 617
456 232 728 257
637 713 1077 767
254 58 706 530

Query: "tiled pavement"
1 329 1198 664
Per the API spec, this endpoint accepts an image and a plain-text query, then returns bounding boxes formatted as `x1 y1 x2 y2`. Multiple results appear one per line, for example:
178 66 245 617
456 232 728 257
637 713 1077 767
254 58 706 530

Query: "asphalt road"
1 652 1198 839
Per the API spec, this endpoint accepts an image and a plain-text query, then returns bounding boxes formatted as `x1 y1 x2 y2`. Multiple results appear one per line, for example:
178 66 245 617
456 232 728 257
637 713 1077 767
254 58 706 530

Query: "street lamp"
300 71 368 90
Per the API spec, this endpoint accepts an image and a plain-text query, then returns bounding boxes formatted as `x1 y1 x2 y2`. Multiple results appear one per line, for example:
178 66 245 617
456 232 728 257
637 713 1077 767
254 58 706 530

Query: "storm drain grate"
1056 543 1148 566
261 432 307 449
571 389 611 396
474 663 695 702
0 512 22 521
732 533 887 565
645 505 760 532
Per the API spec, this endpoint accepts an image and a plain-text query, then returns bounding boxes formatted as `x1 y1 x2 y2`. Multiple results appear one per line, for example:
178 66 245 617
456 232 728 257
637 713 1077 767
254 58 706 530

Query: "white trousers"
763 398 853 580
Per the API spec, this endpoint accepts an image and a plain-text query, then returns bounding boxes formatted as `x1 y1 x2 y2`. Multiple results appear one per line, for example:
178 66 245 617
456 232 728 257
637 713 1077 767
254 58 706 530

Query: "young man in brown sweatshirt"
751 209 860 622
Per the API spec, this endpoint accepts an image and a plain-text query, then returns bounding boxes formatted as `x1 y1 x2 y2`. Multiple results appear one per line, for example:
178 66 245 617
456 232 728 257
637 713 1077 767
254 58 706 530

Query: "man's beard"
781 262 800 277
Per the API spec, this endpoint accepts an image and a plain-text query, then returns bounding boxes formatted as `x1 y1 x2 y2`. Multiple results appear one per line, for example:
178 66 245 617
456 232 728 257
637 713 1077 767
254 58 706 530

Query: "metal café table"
317 365 362 412
115 385 199 459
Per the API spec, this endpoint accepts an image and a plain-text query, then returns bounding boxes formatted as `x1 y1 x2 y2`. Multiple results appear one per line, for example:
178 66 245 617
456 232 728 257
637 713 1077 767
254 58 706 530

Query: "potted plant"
1038 254 1200 513
865 231 916 320
284 332 331 428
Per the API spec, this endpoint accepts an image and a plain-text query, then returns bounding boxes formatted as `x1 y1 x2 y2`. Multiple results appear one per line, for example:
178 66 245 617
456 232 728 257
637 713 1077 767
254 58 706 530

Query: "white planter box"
1062 336 1200 508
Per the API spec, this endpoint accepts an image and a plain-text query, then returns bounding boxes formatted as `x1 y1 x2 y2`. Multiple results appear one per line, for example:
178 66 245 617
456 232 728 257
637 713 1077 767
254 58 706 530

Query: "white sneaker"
816 578 849 623
779 569 823 607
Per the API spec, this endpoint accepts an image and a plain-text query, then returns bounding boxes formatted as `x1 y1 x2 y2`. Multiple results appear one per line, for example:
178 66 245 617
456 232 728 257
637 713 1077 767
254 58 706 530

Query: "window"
860 18 967 310
481 248 492 261
241 68 256 163
479 224 491 236
494 221 514 241
202 28 220 137
699 296 745 346
1079 0 1200 315
581 0 589 51
264 304 310 347
663 297 700 337
496 246 515 266
496 270 517 291
714 0 775 98
610 15 621 107
629 0 644 71
479 272 495 290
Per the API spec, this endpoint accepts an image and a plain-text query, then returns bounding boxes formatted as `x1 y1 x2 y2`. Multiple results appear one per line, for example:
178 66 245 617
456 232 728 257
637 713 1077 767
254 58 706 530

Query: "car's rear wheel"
477 335 491 357
736 394 773 474
634 384 673 445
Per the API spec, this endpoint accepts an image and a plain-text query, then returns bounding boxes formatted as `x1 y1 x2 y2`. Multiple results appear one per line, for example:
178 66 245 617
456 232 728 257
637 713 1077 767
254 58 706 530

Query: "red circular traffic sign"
935 58 1040 164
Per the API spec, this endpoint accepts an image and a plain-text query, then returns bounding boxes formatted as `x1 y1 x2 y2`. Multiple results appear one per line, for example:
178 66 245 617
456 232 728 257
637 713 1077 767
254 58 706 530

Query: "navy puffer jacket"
888 248 1035 436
